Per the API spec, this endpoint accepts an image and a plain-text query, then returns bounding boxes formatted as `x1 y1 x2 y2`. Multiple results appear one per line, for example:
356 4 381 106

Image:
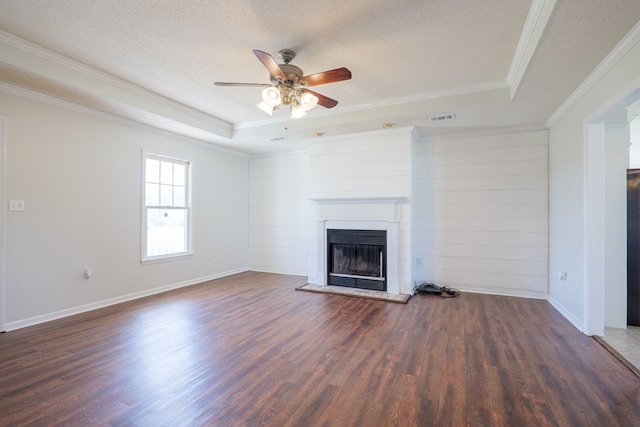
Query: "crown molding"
546 19 640 127
0 81 248 158
0 30 230 129
235 80 509 131
507 0 557 100
417 124 548 143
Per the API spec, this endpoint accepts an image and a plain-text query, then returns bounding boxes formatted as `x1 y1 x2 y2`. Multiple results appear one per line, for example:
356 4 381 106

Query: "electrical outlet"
9 200 25 211
559 272 568 281
416 257 424 267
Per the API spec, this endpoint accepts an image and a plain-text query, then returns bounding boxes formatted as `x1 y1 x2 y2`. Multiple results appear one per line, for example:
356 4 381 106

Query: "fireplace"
309 197 405 295
327 229 387 291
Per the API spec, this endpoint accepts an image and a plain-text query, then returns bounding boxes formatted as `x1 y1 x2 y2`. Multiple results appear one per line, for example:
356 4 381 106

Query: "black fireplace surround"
327 229 387 291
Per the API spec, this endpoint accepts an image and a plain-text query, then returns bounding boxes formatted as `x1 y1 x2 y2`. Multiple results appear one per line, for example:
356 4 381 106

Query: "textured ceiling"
0 0 639 154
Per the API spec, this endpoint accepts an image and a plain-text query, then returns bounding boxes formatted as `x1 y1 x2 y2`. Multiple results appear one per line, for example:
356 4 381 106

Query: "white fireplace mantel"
309 197 407 295
310 197 407 224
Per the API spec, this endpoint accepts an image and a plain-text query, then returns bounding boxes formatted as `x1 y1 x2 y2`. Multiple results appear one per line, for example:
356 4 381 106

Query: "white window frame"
142 151 193 264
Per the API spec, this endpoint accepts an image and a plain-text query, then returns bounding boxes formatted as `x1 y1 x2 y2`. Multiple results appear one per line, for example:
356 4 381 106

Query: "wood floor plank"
1 271 640 426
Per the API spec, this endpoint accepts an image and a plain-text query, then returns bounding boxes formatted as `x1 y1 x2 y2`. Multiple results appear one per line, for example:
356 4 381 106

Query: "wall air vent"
429 113 455 122
269 136 287 141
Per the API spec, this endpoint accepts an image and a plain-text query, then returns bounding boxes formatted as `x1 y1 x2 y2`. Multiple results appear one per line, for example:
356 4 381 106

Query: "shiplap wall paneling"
414 130 549 298
249 153 312 275
308 132 412 199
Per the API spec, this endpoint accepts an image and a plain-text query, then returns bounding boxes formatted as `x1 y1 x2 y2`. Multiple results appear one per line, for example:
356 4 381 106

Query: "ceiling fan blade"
253 50 286 80
301 67 352 86
302 89 339 109
214 82 271 87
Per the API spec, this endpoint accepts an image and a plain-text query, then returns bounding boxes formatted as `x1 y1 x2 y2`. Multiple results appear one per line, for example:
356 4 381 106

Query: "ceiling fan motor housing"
278 49 296 64
278 64 303 81
269 49 304 85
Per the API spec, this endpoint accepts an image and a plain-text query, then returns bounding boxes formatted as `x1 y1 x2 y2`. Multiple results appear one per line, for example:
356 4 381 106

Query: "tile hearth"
296 283 410 303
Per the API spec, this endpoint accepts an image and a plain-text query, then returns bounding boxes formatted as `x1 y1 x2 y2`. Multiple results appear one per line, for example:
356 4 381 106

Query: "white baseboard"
248 266 309 277
452 285 548 300
4 267 249 331
547 295 584 333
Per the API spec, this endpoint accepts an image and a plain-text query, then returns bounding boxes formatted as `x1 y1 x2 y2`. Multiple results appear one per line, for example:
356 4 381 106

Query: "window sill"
141 252 194 265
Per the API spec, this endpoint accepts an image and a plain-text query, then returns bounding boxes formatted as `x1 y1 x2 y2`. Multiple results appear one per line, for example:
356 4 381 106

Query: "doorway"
628 169 640 326
586 90 640 369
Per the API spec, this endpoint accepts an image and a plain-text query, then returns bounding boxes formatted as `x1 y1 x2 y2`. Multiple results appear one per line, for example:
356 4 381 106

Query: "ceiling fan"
215 49 351 119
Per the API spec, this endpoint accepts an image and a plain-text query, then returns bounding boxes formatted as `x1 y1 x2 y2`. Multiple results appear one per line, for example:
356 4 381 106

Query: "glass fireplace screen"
327 229 387 291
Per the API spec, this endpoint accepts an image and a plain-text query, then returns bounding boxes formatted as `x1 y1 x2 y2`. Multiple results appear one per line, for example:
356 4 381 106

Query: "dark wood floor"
1 272 639 426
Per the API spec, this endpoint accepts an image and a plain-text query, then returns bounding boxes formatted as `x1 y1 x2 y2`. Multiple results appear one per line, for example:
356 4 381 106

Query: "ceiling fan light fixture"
257 101 274 116
291 105 307 119
300 92 319 111
262 87 282 107
218 49 350 121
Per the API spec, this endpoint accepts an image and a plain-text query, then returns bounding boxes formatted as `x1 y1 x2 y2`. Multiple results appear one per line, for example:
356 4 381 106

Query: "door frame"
584 84 640 336
0 117 6 332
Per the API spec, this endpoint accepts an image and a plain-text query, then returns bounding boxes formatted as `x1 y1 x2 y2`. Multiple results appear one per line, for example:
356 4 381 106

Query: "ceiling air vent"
269 136 287 141
429 113 455 122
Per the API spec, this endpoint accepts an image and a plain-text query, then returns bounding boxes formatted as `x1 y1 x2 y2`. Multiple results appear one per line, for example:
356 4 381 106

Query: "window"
142 153 192 262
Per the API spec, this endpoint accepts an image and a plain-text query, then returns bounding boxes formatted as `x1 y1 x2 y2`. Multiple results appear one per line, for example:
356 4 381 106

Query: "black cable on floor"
413 282 460 298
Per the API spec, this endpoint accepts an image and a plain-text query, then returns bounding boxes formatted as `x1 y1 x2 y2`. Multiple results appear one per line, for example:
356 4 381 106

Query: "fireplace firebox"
327 229 387 291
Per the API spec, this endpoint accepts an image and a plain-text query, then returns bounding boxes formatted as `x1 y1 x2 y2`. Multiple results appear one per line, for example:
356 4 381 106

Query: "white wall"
413 130 549 298
548 32 640 333
1 91 249 329
248 152 312 275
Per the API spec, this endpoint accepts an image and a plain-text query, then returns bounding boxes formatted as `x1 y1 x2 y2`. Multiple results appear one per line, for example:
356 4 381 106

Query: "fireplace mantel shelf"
309 197 408 204
310 196 404 294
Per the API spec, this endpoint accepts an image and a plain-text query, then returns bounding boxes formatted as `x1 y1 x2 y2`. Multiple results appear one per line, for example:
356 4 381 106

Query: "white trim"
583 122 606 336
236 81 510 131
248 149 309 159
417 124 548 143
141 151 193 263
0 82 248 158
547 295 584 331
3 267 249 332
305 126 416 145
309 197 407 204
579 78 640 337
507 0 557 100
579 76 640 337
455 285 547 300
0 117 5 332
547 20 640 127
140 253 195 266
0 30 230 130
310 198 405 295
249 267 309 276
